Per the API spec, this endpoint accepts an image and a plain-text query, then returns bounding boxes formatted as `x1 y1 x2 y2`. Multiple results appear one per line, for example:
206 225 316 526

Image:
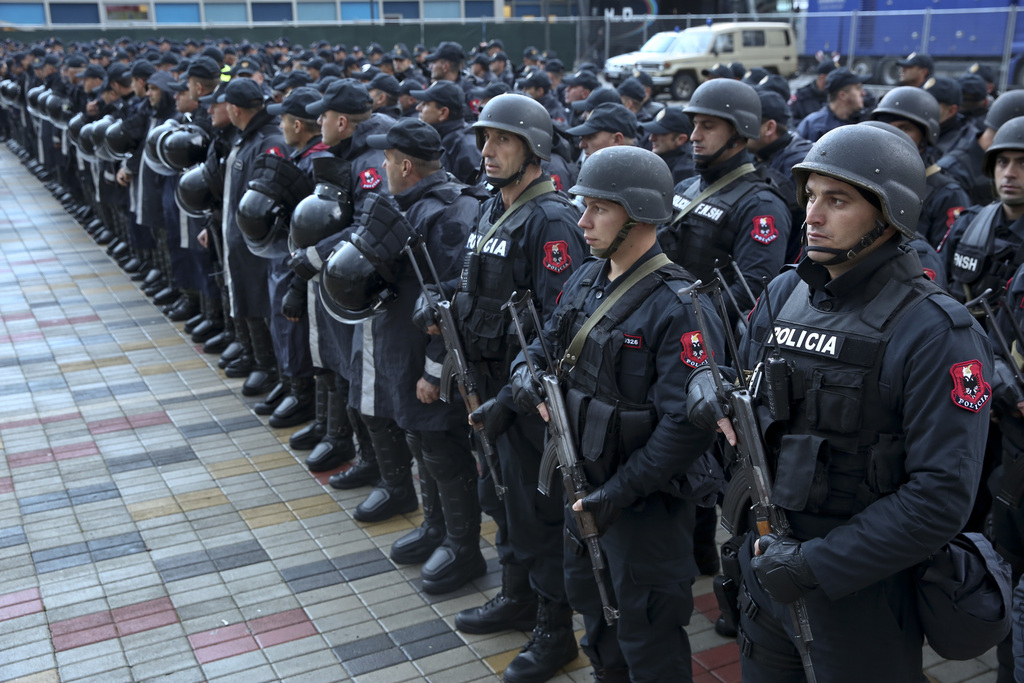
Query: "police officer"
897 51 934 87
566 102 637 160
658 79 790 315
945 114 1024 304
789 61 835 126
923 76 975 156
516 70 566 127
796 68 867 143
412 81 481 186
443 94 586 681
748 88 812 263
697 122 991 681
640 106 695 185
868 86 968 257
513 145 724 681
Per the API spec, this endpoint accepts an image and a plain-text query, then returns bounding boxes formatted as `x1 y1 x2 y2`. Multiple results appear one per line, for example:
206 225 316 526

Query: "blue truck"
800 0 1022 86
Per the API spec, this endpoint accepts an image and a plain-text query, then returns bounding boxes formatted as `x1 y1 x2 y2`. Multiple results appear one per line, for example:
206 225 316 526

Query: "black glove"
411 287 441 332
281 280 307 320
577 486 620 535
750 535 818 604
686 366 729 432
509 363 544 415
470 397 516 443
287 249 319 281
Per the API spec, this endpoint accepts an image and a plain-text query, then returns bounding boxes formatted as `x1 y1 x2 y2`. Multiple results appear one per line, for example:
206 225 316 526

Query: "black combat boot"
242 319 278 396
352 417 417 523
693 505 720 576
421 467 486 594
253 374 288 416
328 407 380 489
305 380 356 470
501 598 578 683
270 375 316 428
292 374 330 451
455 563 538 634
592 667 630 682
390 453 445 564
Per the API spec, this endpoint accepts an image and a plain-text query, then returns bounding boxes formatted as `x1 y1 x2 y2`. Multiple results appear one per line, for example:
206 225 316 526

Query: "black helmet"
176 165 216 217
289 183 354 250
472 93 552 160
77 121 98 160
201 158 225 203
570 146 674 224
984 90 1024 131
26 84 46 117
68 112 87 147
144 119 180 175
161 123 210 172
0 79 13 108
983 116 1024 177
684 79 761 139
45 93 70 129
90 115 118 162
237 187 290 258
319 240 397 324
104 119 135 159
793 124 926 237
870 86 941 146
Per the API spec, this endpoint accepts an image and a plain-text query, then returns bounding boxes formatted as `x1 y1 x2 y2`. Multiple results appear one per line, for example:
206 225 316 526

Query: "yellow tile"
251 452 297 471
485 650 519 675
9 669 60 683
153 336 180 348
481 519 498 547
360 514 415 537
58 360 96 373
120 340 154 352
109 283 137 292
174 358 207 371
176 489 229 511
128 497 182 521
240 502 295 529
207 458 256 479
288 494 339 520
93 357 130 369
138 363 174 376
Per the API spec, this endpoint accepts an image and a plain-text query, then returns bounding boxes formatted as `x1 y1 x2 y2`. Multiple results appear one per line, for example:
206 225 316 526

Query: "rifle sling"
561 253 673 370
671 163 756 225
475 180 555 254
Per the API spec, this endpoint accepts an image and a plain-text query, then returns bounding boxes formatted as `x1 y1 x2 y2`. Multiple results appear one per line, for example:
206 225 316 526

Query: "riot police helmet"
984 89 1024 132
870 86 941 147
319 240 397 324
472 93 552 161
143 119 180 175
90 115 118 162
104 118 135 159
176 164 216 217
289 183 353 250
237 187 290 258
683 79 762 140
161 123 210 172
983 116 1024 178
67 112 87 147
569 146 674 224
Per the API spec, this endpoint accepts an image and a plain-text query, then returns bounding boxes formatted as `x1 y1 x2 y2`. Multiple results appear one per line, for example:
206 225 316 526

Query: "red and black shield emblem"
949 359 991 413
946 206 965 229
681 330 708 368
265 146 284 157
469 98 483 115
543 240 571 273
750 215 779 244
360 168 382 189
923 267 936 281
551 174 563 192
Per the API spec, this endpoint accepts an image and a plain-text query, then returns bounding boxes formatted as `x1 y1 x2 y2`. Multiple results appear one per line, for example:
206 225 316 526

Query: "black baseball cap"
305 79 372 116
616 77 645 102
82 64 106 80
924 76 962 107
304 57 325 71
411 80 464 115
167 76 190 92
755 87 789 124
570 86 620 112
964 62 997 85
368 73 401 97
471 81 511 101
267 85 322 118
958 74 988 103
701 63 733 79
199 81 227 105
186 56 220 80
366 117 443 160
640 106 693 136
398 80 425 96
516 70 551 91
545 59 565 75
489 51 509 64
816 60 837 75
425 41 464 64
131 59 157 80
825 67 868 95
897 52 934 71
218 77 264 108
563 69 599 91
566 103 638 138
230 58 259 77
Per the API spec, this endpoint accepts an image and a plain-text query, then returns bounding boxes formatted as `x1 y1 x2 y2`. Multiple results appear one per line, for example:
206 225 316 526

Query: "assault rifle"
965 287 1024 394
503 290 620 626
403 239 507 500
687 278 816 683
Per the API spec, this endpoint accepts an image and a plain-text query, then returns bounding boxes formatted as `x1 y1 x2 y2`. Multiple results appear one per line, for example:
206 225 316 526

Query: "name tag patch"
771 325 841 357
623 334 642 350
467 233 509 257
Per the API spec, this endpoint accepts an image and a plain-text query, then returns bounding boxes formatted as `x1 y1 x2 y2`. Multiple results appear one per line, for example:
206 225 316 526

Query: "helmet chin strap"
803 219 889 266
694 132 743 169
482 156 539 190
592 220 638 259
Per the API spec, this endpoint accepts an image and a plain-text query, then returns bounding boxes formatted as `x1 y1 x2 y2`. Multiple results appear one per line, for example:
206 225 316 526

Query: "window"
49 2 100 22
340 0 374 20
0 2 46 24
423 0 459 18
297 1 335 20
714 33 734 53
105 3 149 20
252 1 291 20
382 0 417 17
204 2 246 21
742 30 765 47
465 0 491 18
155 2 199 21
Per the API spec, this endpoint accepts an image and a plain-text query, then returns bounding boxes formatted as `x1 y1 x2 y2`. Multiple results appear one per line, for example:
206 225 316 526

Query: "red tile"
0 588 39 609
128 412 171 428
711 660 742 683
247 608 308 634
111 597 174 622
693 659 708 676
0 417 41 430
192 635 259 664
254 621 318 648
3 331 44 343
37 314 100 328
693 642 740 670
694 592 719 615
0 312 33 322
49 610 114 637
0 599 44 622
188 622 251 649
8 449 54 467
309 463 350 485
40 411 82 425
88 417 131 435
694 672 719 683
116 609 179 637
52 623 118 651
0 478 12 494
52 442 99 461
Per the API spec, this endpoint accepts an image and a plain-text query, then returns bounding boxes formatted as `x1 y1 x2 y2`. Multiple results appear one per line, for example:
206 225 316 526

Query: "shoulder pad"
925 291 976 329
537 191 580 220
425 179 464 205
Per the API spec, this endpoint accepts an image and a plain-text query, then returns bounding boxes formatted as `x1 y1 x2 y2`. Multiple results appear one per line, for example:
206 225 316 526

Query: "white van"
604 22 798 100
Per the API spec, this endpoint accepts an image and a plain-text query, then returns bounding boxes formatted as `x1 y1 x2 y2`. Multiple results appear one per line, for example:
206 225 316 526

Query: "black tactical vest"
551 258 694 483
950 202 1024 302
747 270 965 538
659 166 776 282
453 190 576 363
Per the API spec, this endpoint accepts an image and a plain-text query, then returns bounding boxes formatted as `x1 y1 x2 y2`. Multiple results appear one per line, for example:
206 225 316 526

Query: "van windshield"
640 29 712 55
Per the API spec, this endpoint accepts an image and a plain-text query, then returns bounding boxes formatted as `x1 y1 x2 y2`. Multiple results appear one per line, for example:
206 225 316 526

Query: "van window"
742 30 765 47
714 33 735 53
765 29 791 47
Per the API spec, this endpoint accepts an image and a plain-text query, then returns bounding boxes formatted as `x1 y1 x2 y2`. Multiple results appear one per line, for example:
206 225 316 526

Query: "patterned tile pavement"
0 144 998 682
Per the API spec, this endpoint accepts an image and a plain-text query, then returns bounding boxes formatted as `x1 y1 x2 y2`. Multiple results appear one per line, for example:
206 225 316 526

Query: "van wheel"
671 73 697 101
850 59 874 83
878 58 901 86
